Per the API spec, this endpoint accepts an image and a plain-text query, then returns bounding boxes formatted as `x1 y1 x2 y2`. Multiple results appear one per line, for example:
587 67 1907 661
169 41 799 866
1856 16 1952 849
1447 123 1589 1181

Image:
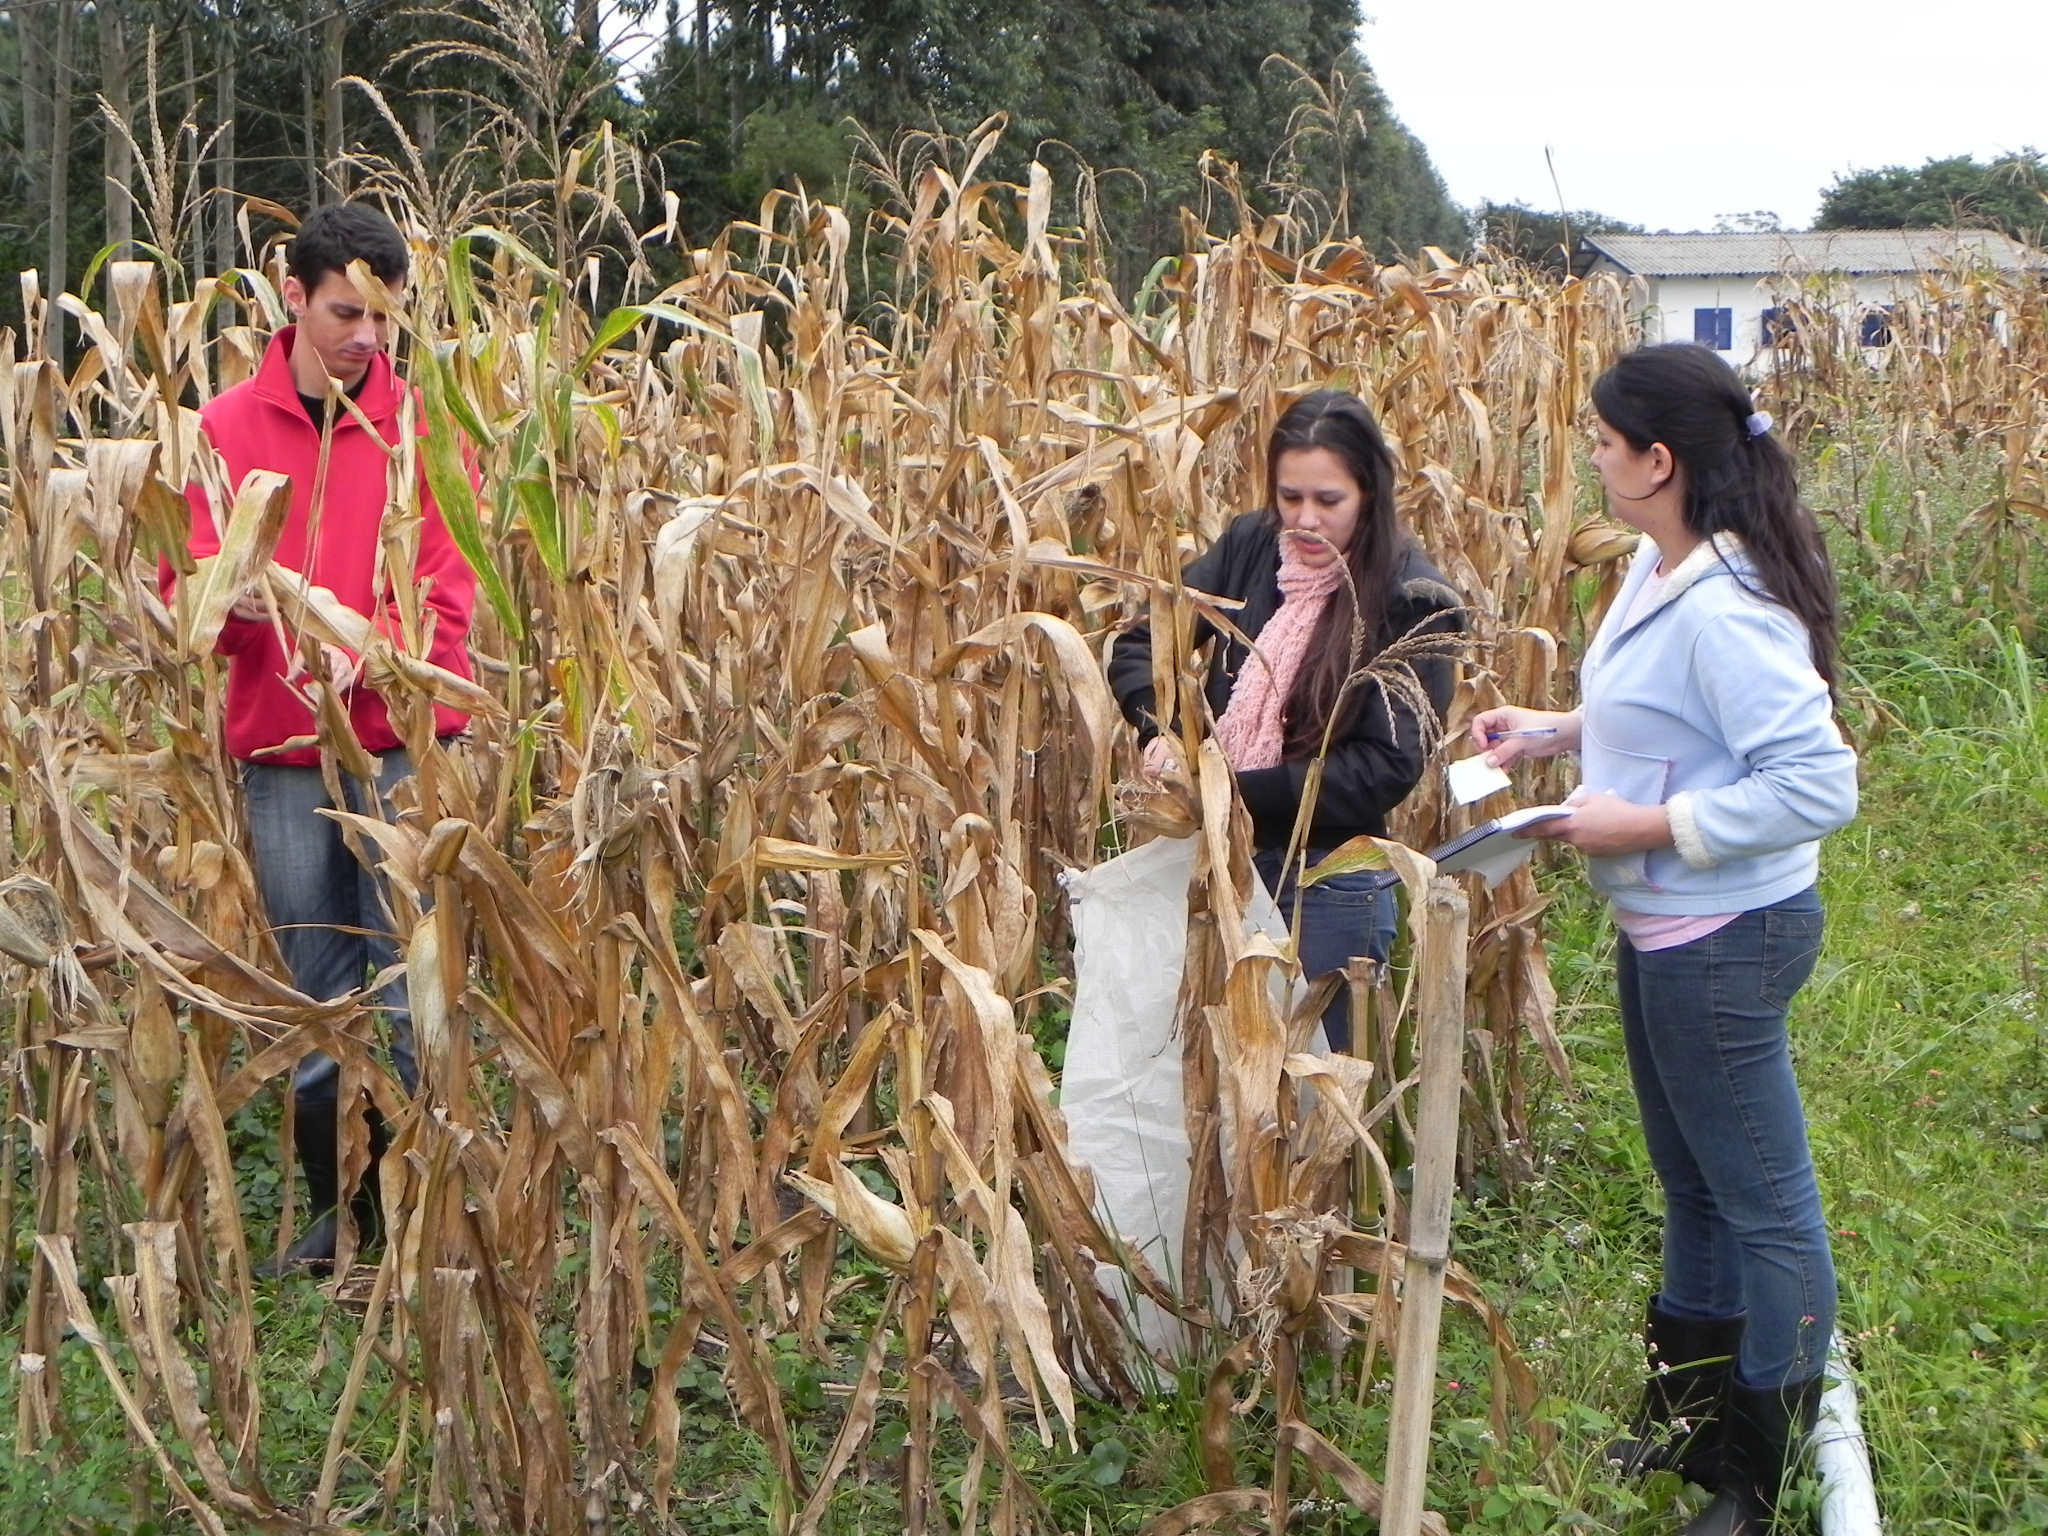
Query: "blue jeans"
1254 848 1398 1055
242 753 419 1104
1616 887 1835 1388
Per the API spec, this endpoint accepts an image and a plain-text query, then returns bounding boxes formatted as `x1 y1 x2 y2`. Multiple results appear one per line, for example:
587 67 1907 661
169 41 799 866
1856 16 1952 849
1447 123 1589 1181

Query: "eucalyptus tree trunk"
696 0 709 115
414 92 439 168
45 1 78 363
303 61 322 207
19 5 48 228
180 22 197 137
727 0 743 153
183 25 202 280
322 0 347 194
101 0 136 254
214 13 237 275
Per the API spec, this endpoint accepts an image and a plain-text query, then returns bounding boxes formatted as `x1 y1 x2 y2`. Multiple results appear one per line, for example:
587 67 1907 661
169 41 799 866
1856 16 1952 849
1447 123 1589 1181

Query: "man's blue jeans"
242 752 418 1104
1255 848 1399 1055
1616 887 1835 1388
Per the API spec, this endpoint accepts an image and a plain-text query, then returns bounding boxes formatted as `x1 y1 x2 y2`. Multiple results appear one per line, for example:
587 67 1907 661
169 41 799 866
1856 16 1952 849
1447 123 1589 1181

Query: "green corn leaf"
430 339 495 447
420 350 521 639
1298 835 1393 887
510 411 567 582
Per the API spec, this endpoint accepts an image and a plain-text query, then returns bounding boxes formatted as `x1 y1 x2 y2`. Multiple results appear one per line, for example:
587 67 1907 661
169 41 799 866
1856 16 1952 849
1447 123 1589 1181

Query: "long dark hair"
1591 344 1839 692
1266 391 1403 758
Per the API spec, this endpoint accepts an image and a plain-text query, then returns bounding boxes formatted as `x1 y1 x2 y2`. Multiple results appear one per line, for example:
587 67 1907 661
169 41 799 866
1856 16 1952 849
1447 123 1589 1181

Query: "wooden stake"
1380 876 1469 1536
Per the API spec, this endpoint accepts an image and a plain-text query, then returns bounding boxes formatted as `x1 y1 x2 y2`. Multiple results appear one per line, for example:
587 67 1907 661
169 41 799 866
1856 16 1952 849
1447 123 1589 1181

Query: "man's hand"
230 565 338 624
286 641 361 695
241 566 348 627
228 589 273 623
321 643 362 693
1519 789 1672 856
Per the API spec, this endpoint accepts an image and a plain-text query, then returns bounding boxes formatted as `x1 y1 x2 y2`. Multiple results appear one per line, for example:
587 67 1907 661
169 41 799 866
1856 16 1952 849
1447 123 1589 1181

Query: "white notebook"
1430 805 1574 889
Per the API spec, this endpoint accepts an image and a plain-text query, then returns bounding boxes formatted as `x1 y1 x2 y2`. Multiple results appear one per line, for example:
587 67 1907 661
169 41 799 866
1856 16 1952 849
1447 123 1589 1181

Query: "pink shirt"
1607 563 1740 953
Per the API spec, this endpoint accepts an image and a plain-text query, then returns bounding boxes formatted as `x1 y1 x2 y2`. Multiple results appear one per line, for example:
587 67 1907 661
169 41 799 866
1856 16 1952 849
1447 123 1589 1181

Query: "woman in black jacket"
1108 390 1463 1050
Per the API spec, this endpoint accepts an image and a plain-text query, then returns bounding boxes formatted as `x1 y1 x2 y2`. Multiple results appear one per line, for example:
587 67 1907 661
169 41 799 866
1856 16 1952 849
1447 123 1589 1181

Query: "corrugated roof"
1583 230 2040 277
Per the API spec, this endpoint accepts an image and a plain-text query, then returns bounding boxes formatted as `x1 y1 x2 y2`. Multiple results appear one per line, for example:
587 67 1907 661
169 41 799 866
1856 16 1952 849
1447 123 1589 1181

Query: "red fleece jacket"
171 328 479 766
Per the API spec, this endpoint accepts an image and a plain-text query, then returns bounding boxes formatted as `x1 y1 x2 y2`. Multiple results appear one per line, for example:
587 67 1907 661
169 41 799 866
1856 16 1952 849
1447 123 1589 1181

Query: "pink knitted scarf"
1213 538 1347 771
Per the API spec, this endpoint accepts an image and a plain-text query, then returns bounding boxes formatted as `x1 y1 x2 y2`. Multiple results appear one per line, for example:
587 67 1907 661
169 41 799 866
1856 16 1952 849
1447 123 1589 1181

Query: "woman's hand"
1141 734 1182 781
1466 706 1582 769
1519 789 1672 856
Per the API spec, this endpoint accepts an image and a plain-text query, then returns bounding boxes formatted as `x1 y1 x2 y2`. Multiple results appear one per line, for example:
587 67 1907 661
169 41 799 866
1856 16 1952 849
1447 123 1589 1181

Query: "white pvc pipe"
1815 1334 1884 1536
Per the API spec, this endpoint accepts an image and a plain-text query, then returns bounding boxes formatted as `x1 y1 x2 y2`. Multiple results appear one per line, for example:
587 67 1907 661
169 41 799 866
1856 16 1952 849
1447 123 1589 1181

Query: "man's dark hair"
287 203 409 292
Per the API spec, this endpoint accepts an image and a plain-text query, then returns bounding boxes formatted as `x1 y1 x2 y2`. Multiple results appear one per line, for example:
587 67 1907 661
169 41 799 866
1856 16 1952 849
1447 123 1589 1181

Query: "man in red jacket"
184 202 478 1272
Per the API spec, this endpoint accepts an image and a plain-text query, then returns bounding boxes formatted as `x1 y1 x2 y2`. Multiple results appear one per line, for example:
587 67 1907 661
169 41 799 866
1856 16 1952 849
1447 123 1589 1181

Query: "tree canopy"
1470 200 1642 276
1816 152 2048 240
0 0 1468 339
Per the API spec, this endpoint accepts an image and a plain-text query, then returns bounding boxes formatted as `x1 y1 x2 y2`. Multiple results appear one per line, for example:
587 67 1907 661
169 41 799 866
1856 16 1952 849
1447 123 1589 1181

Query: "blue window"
1760 307 1796 347
1860 308 1894 347
1694 307 1733 350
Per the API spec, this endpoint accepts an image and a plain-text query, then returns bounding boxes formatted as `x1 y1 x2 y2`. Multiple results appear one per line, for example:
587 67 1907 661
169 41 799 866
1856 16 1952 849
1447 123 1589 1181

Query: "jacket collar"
1598 531 1750 654
250 325 400 428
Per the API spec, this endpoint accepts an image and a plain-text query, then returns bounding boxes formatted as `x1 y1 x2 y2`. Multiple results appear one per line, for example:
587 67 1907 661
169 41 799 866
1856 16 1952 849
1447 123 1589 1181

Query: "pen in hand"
1487 727 1559 741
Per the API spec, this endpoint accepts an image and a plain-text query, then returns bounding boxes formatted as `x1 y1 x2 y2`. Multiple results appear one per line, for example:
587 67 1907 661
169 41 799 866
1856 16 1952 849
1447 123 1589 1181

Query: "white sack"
1817 1334 1885 1535
1060 832 1310 1385
1061 833 1199 1375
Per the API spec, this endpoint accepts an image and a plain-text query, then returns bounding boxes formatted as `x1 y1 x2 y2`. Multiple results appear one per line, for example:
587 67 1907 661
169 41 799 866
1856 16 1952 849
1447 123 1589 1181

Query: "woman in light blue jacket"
1472 344 1856 1536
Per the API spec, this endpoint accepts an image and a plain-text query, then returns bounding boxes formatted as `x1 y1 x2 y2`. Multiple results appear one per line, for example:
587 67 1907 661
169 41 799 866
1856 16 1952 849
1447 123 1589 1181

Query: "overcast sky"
1361 0 2048 233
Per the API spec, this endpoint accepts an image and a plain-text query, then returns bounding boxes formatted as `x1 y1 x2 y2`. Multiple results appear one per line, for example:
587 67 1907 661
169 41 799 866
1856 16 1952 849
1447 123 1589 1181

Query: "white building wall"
1641 275 1762 354
1637 273 1911 365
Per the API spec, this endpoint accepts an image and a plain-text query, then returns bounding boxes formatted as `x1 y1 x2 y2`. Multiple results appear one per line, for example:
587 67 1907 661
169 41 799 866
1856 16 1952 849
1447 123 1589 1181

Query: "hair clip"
1745 411 1773 438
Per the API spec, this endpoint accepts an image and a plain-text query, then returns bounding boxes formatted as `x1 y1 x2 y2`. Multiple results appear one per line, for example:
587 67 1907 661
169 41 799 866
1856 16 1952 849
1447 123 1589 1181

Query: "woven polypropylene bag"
1061 834 1309 1383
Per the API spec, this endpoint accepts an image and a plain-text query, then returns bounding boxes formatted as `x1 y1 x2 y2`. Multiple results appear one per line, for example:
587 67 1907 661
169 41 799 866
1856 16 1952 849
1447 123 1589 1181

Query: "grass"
1379 557 2048 1532
1440 737 2048 1532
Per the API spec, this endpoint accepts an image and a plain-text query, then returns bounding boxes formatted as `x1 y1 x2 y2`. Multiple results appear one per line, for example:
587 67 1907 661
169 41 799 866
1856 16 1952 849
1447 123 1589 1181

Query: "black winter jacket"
1107 510 1464 850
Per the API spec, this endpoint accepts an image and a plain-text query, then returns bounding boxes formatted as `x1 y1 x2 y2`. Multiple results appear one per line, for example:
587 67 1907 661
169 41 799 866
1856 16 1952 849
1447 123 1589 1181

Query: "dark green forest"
0 0 1468 330
1817 150 2048 240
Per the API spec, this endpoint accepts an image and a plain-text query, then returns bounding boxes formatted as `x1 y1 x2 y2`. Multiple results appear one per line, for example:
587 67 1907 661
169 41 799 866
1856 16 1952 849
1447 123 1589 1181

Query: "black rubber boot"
353 1107 389 1249
1605 1298 1746 1486
257 1095 341 1277
1678 1373 1825 1536
255 1099 388 1276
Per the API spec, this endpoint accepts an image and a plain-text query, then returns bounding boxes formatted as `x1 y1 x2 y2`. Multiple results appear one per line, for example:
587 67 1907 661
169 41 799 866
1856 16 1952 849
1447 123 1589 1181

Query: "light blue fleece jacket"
1578 532 1858 914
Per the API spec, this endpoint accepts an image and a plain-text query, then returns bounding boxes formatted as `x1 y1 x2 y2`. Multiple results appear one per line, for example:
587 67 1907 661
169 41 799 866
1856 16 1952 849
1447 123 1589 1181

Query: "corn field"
1755 261 2048 620
7 125 2039 1533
